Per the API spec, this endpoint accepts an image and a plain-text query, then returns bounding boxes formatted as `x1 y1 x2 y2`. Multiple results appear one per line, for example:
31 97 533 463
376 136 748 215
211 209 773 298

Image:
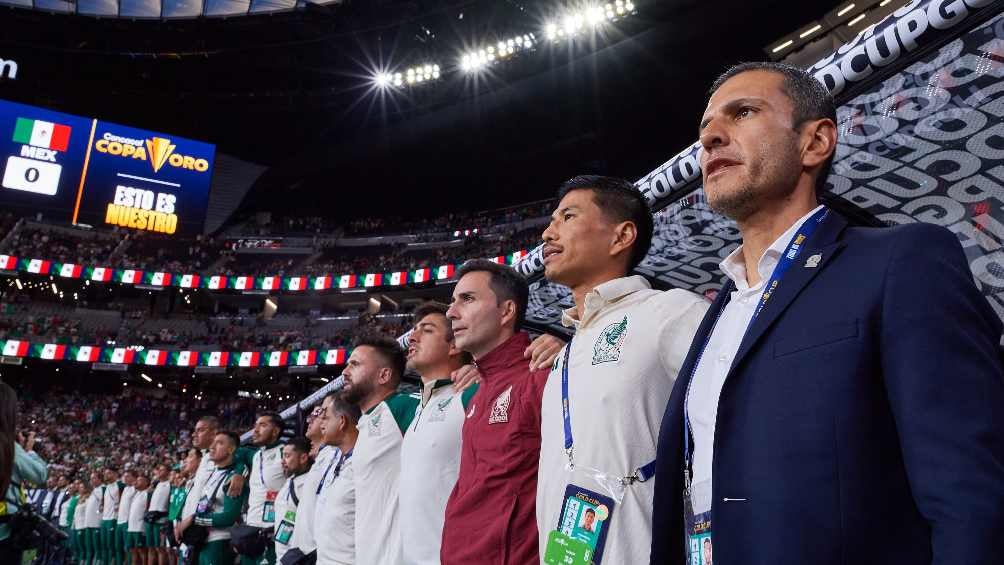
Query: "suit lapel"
729 211 849 373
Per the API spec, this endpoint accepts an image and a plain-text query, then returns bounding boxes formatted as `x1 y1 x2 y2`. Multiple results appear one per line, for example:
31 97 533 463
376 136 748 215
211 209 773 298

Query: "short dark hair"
257 411 285 433
456 259 530 328
329 392 362 425
412 301 474 365
353 335 407 383
710 62 837 193
217 431 240 448
584 508 596 515
197 415 221 430
557 175 654 272
284 436 311 455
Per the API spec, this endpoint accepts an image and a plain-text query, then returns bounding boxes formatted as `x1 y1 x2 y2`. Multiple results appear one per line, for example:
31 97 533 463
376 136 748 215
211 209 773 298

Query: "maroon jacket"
441 332 549 565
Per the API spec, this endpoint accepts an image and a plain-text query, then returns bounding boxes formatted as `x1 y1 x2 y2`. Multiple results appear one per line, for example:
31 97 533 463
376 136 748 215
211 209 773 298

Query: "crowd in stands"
2 227 118 266
116 233 227 274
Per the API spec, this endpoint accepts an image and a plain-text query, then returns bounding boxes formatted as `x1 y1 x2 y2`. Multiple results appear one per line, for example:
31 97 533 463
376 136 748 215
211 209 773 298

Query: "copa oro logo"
94 132 209 173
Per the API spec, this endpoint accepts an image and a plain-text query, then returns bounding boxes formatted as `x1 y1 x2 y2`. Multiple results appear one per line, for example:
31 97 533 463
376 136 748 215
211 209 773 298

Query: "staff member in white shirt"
145 462 172 562
314 393 360 565
240 412 286 565
399 301 477 565
83 471 104 565
274 437 312 563
288 398 340 560
115 469 137 565
536 175 708 564
126 472 151 562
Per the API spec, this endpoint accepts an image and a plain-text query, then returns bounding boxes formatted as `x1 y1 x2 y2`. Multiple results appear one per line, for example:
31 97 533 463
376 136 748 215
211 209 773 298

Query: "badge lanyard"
682 207 828 490
317 449 352 495
561 340 657 504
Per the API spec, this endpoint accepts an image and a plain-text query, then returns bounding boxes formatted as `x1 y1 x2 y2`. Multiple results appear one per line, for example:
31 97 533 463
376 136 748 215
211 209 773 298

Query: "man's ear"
500 299 518 329
609 220 638 263
801 117 837 171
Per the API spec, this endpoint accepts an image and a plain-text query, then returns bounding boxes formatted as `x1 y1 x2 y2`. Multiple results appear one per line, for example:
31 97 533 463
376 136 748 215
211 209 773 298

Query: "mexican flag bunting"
231 276 253 291
105 347 136 364
2 340 29 357
170 350 198 367
284 277 306 291
267 351 289 367
202 351 229 367
312 276 332 290
337 275 356 289
86 267 112 282
72 346 101 363
116 270 141 285
435 264 456 280
323 349 346 365
205 276 227 290
178 274 201 288
387 271 407 286
238 351 261 367
294 350 317 366
510 249 529 263
57 263 83 278
142 349 168 366
0 255 16 271
23 259 51 274
257 277 280 291
144 272 172 287
491 255 506 265
364 273 383 288
32 343 66 360
411 268 431 283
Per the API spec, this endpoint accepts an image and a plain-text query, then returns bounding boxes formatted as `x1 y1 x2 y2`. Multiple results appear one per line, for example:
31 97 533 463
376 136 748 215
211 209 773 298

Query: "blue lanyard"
561 340 658 484
682 207 828 480
316 449 351 495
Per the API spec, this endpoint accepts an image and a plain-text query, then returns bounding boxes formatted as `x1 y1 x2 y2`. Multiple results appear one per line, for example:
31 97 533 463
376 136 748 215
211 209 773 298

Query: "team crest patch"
368 413 383 436
428 397 453 423
488 385 513 424
592 316 628 365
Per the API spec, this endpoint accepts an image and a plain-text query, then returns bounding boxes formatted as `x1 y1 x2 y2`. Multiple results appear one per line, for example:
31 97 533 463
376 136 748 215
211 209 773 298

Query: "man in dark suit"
650 62 1004 565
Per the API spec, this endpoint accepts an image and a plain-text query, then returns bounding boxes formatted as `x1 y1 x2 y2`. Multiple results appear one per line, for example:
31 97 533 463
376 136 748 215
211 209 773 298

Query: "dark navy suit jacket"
650 211 1004 565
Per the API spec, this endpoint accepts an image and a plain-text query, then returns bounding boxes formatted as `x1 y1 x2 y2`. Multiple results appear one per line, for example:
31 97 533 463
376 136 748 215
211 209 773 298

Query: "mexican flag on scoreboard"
267 351 289 367
436 265 456 280
338 275 357 289
103 347 136 364
257 277 280 292
237 351 261 367
170 350 198 367
323 349 346 365
284 277 306 292
143 272 172 287
387 271 408 286
86 267 113 282
57 263 83 278
178 274 201 288
231 276 253 291
294 350 317 366
21 259 51 275
13 117 72 152
312 276 333 290
71 346 101 363
411 268 431 283
115 270 142 285
205 276 227 290
141 349 168 366
364 273 383 288
0 255 16 271
201 351 229 367
2 340 29 357
32 343 66 360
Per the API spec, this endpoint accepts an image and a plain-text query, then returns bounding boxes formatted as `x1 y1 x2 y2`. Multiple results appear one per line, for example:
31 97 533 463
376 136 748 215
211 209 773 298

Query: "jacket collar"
475 332 531 377
421 379 453 405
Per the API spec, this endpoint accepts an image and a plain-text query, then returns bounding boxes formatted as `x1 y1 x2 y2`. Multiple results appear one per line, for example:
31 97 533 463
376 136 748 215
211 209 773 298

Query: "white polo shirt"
353 392 419 565
84 489 103 529
74 496 90 530
182 450 216 519
59 496 74 529
686 205 825 514
289 444 340 554
149 481 171 513
127 489 149 533
274 472 309 563
101 482 122 522
315 451 355 565
117 485 136 525
399 379 477 565
247 443 286 528
537 275 708 564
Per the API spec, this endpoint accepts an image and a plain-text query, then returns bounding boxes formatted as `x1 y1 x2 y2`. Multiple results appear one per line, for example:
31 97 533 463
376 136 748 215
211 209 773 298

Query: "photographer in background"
0 381 50 563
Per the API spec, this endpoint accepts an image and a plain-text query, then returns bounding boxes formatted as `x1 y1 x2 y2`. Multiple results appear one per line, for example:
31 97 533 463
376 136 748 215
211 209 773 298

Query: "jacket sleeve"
13 443 48 487
194 479 248 528
881 223 1004 564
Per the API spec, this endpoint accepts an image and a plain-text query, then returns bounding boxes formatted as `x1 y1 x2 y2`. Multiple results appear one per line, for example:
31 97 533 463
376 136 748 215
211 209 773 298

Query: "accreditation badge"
262 491 278 523
195 495 210 514
543 485 615 564
683 479 713 565
274 510 295 545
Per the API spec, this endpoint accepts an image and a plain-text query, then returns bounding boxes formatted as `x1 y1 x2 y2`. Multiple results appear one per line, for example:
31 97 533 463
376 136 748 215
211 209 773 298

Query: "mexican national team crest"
368 413 383 436
428 396 453 423
592 315 628 365
488 385 513 425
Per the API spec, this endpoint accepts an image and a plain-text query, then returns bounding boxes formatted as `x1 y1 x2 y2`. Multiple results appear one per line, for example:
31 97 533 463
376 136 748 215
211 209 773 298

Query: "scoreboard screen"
0 98 216 236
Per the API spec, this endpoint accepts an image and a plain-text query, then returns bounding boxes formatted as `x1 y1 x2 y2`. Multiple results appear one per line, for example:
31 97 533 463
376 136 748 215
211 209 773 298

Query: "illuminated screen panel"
0 98 216 236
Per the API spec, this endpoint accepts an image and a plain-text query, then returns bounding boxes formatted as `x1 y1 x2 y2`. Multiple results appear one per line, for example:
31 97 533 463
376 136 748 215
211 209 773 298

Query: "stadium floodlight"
544 2 636 43
400 63 442 85
460 33 536 72
373 71 407 89
140 373 153 382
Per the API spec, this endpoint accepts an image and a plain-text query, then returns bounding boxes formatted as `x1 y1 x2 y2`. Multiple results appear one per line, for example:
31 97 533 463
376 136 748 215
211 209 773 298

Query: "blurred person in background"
0 381 49 564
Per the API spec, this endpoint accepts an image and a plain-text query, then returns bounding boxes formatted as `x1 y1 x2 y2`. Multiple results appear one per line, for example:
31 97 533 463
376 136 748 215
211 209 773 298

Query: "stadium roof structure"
0 0 338 18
